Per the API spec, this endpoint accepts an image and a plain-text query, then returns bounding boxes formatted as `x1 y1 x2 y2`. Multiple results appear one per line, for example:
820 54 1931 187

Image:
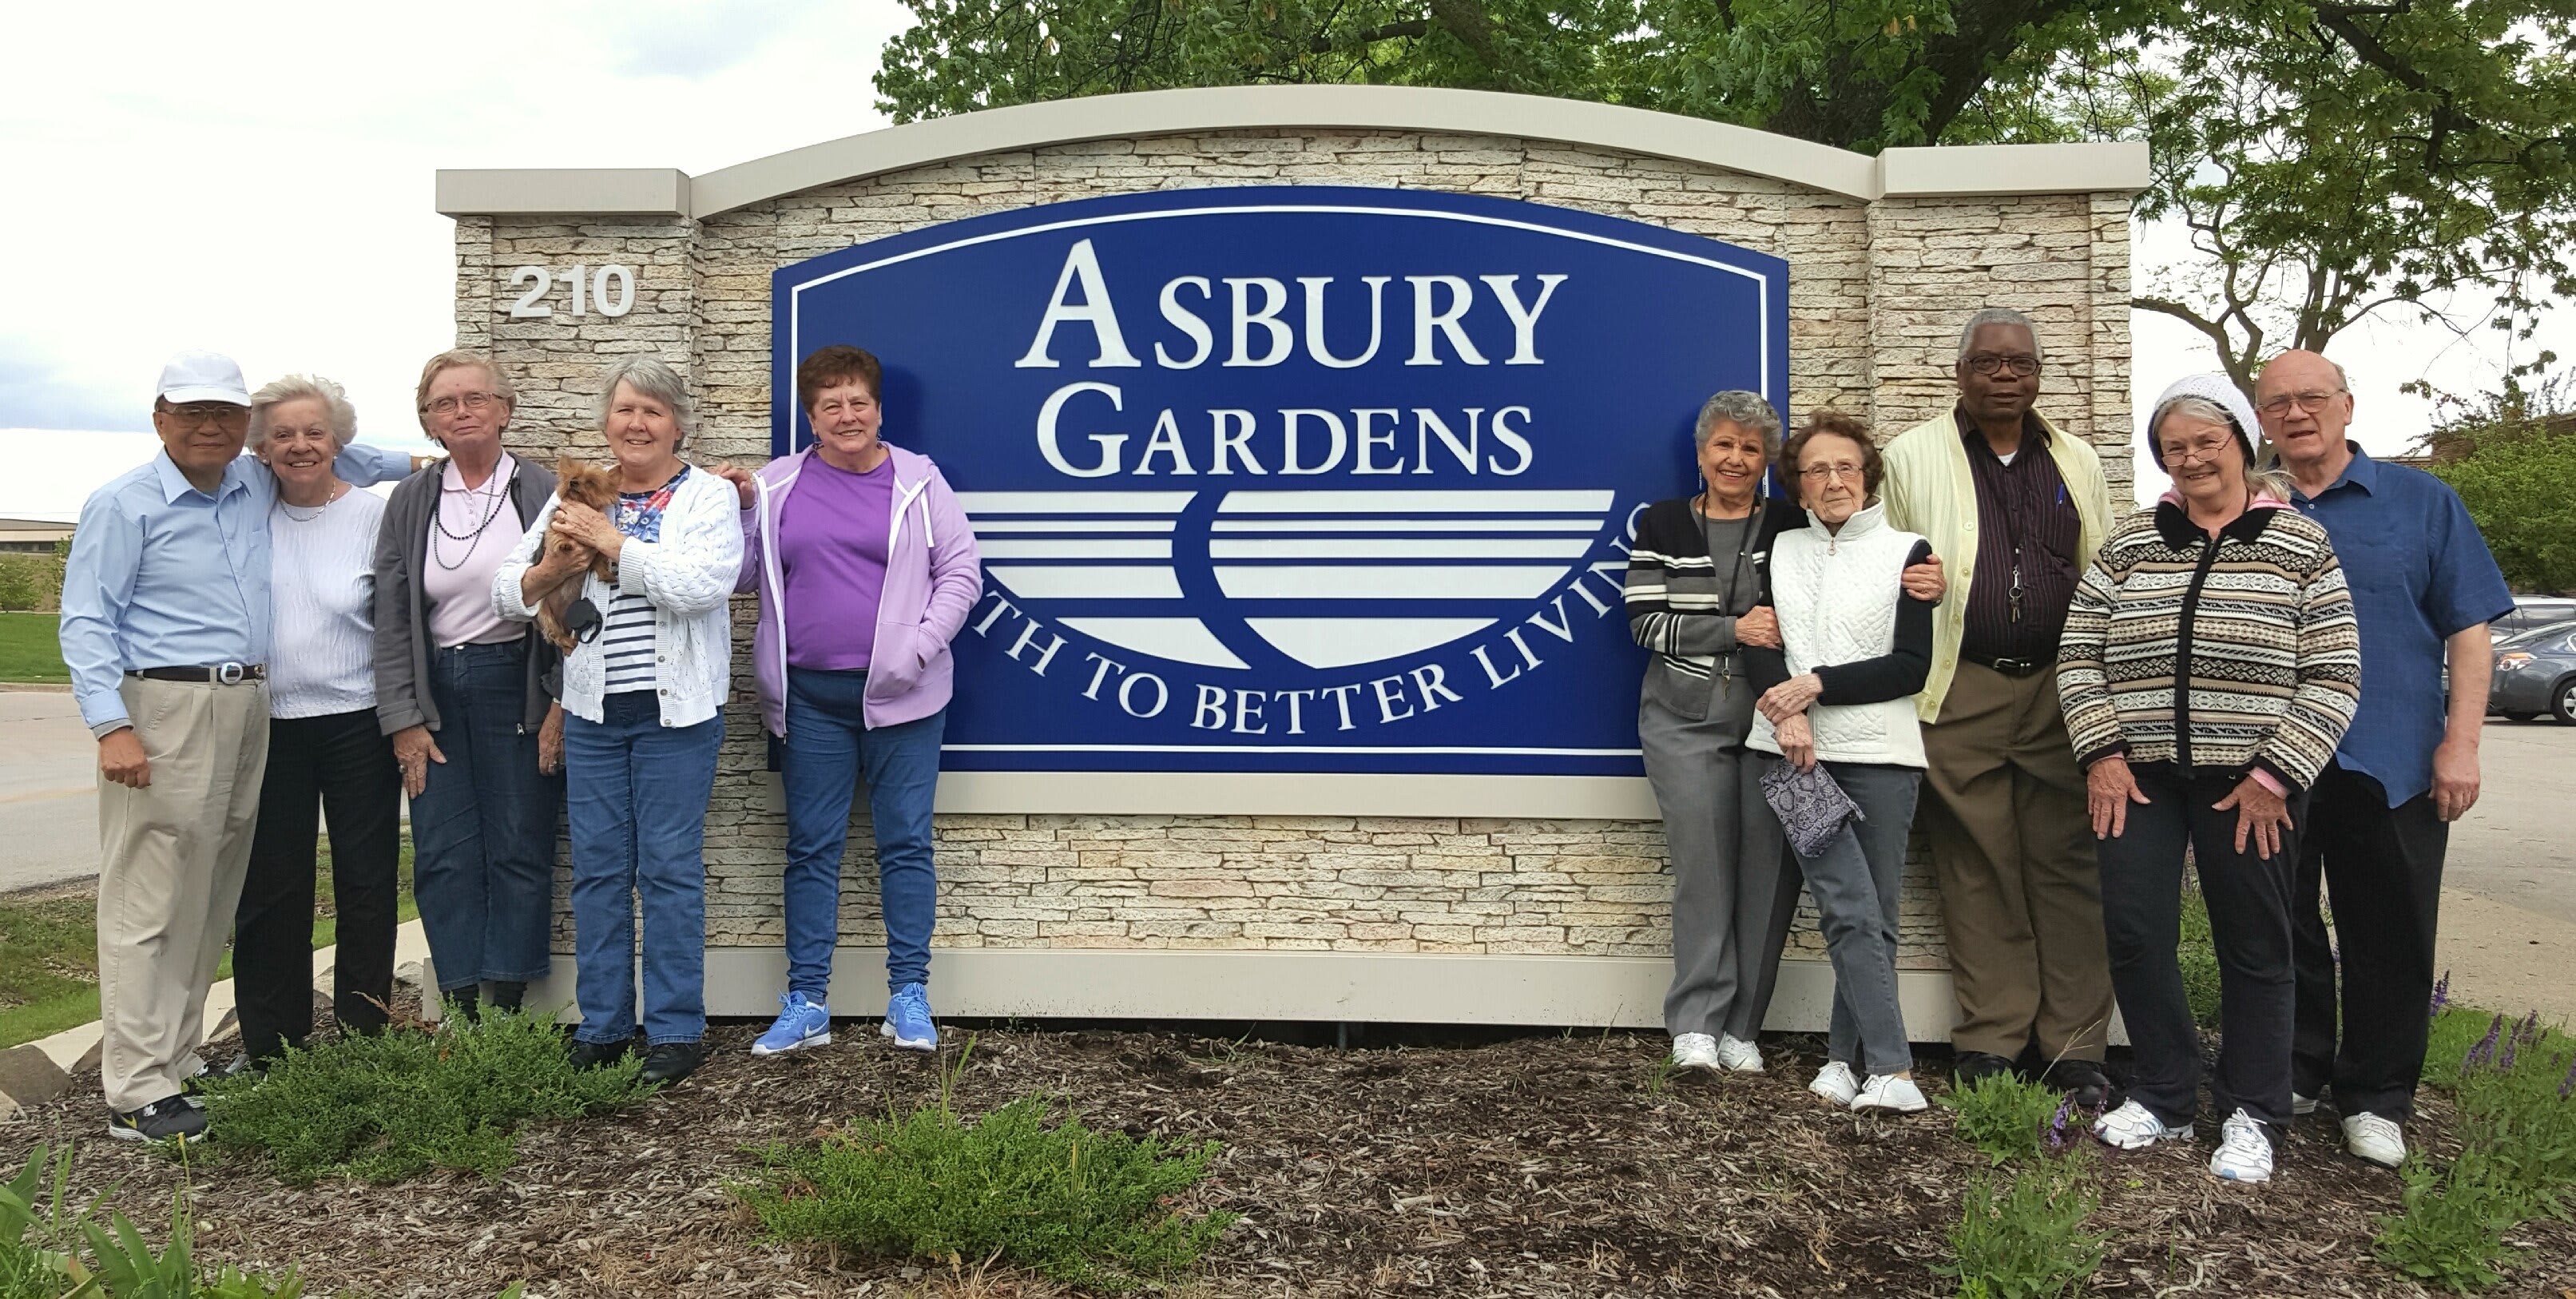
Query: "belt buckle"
216 661 246 685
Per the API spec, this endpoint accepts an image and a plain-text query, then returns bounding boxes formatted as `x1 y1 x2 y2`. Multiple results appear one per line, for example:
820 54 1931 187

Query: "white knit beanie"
2145 372 2263 476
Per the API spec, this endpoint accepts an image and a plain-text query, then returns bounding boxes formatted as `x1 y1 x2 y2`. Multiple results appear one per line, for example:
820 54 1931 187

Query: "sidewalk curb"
1 918 433 1118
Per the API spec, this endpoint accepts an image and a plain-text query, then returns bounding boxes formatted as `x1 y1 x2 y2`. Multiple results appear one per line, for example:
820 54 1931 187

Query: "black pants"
236 709 403 1062
2098 764 2305 1135
2292 762 2449 1121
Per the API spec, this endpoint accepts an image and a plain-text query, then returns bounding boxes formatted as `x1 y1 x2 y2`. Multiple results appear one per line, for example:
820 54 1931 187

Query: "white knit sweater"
490 467 743 727
1747 502 1930 769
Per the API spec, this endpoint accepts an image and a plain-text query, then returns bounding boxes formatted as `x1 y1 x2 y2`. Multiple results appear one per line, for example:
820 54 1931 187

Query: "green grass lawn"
0 841 418 1050
0 611 66 682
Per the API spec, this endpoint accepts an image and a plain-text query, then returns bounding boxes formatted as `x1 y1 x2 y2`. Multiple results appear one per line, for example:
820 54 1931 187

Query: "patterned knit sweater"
2057 498 2361 791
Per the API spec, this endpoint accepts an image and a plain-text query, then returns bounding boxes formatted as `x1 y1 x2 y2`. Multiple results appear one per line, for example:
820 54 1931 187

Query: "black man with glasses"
1879 308 2120 1109
60 351 416 1142
2256 348 2513 1172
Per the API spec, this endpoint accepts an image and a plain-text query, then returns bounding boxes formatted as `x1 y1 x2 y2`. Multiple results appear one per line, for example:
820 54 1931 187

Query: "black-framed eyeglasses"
563 598 605 645
1965 354 2041 377
164 402 248 429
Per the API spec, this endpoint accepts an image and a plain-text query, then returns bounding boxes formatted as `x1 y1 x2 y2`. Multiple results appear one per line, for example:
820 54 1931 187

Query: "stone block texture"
452 128 2136 975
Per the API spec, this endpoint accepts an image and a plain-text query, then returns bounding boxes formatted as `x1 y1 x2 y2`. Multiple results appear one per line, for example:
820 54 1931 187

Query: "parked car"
2494 597 2576 641
2489 622 2576 723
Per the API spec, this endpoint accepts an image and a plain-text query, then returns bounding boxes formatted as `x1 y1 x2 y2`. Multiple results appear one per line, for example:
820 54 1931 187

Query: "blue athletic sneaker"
882 983 936 1051
751 991 832 1056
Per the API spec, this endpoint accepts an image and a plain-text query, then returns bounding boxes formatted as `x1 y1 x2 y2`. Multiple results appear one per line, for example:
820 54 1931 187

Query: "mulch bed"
3 996 2573 1298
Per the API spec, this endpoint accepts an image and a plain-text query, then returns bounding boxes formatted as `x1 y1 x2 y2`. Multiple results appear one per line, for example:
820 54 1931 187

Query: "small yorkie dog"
534 456 622 653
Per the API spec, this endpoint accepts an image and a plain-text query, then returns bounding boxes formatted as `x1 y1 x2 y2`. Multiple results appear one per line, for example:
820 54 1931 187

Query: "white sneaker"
1671 1032 1722 1072
1809 1060 1860 1107
2210 1109 2274 1182
1715 1034 1766 1073
2091 1100 2193 1150
2290 1091 2318 1116
2343 1113 2406 1168
1853 1074 1929 1113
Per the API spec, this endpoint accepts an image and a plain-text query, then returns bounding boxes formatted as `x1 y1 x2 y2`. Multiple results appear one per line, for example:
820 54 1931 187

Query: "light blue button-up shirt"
60 443 412 737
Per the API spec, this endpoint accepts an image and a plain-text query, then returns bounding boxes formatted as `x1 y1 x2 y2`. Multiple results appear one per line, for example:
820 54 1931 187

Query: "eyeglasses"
1797 463 1867 483
2256 389 2346 416
1965 354 2041 377
421 391 503 417
2163 440 2232 466
164 402 248 430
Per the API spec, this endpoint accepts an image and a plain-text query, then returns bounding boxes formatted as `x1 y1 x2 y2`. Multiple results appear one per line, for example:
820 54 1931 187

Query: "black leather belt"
127 663 266 684
1964 653 2053 677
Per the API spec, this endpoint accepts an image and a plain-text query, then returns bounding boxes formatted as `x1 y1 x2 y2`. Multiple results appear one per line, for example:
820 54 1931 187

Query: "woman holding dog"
371 351 564 1022
495 355 742 1086
716 345 981 1058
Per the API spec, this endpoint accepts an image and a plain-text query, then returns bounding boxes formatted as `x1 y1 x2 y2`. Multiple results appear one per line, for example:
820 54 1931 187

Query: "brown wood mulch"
3 1001 2573 1299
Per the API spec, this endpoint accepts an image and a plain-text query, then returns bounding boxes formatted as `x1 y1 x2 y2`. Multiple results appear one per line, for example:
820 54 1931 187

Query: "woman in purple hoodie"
718 345 982 1056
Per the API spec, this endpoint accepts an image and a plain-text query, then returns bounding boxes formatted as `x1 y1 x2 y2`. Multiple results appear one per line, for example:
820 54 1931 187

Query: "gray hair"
595 356 697 447
247 374 356 453
1693 390 1783 462
2152 393 2294 498
1956 308 2044 364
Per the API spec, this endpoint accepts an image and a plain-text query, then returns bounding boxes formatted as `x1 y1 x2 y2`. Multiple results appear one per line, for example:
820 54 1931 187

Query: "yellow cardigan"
1879 407 2114 722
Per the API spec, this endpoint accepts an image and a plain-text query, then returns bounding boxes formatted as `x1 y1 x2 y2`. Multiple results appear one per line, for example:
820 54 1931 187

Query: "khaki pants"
96 677 269 1112
1918 661 2114 1062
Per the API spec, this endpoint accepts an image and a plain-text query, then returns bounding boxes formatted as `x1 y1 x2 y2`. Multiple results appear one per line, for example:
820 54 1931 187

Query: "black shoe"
445 987 482 1023
182 1052 260 1098
489 980 528 1013
1952 1051 2020 1087
566 1035 638 1071
109 1095 208 1142
2044 1059 2114 1110
638 1040 709 1086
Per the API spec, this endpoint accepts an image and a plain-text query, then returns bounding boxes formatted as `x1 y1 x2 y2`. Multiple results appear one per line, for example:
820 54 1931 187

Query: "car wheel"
2503 711 2539 723
2554 677 2576 725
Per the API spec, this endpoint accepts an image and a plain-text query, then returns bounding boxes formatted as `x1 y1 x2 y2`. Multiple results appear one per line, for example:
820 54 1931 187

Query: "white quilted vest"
1748 501 1929 769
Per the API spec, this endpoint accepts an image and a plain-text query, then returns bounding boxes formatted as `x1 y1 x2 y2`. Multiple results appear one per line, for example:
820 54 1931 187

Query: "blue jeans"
783 668 944 996
564 690 723 1045
411 641 561 991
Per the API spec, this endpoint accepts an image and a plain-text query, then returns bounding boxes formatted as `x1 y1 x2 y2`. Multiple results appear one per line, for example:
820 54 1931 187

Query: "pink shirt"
778 451 895 670
423 453 532 648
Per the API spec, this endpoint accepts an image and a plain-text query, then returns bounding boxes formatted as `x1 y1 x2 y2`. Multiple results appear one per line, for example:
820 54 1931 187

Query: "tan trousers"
1918 661 2114 1062
97 677 269 1112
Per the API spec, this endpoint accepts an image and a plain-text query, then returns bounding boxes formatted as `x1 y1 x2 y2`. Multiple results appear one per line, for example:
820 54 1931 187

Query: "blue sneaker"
751 991 832 1056
882 983 936 1051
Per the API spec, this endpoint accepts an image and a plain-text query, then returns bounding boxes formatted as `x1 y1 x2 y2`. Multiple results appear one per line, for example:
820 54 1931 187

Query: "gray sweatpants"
1643 693 1800 1041
1772 759 1922 1079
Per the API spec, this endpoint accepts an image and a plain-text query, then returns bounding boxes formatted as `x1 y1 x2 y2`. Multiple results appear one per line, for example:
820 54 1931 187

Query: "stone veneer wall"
451 129 2134 977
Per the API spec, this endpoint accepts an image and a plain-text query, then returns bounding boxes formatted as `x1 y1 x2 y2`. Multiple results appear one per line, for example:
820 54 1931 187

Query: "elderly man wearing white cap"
58 351 419 1141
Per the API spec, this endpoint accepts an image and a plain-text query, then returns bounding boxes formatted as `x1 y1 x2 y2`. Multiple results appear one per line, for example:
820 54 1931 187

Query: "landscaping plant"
740 1039 1234 1292
1935 1155 2110 1299
1939 1071 2066 1166
196 1008 651 1186
2374 1003 2576 1293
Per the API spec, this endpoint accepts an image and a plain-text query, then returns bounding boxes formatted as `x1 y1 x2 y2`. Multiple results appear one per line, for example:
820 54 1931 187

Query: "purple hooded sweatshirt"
737 445 982 736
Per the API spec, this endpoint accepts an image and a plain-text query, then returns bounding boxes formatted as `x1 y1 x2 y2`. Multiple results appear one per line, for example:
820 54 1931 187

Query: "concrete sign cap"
155 350 252 406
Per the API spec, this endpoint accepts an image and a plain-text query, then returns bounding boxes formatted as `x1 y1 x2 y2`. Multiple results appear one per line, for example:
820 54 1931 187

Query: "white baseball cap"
155 350 252 406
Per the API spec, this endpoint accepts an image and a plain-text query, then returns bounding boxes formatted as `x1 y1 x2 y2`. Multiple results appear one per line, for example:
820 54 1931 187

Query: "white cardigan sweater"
490 466 742 727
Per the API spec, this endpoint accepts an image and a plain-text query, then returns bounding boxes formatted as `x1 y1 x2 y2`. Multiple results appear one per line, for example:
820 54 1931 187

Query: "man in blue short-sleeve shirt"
2257 349 2515 1173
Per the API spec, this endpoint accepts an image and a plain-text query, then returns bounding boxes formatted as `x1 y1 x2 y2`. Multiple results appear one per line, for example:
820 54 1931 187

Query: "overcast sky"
2 1 2563 519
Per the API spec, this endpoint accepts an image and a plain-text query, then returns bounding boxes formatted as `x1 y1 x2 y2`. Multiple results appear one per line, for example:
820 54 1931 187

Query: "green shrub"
740 1048 1233 1293
197 1009 650 1186
0 555 59 614
2373 1149 2528 1294
1935 1158 2107 1299
1940 1071 2071 1165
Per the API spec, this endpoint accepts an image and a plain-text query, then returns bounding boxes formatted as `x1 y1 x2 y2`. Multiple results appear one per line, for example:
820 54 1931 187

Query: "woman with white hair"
2060 373 2362 1183
495 355 742 1086
235 375 400 1067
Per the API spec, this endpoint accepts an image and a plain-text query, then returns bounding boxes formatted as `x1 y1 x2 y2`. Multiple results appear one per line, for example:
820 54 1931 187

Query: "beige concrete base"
2435 889 2576 1031
466 947 1996 1039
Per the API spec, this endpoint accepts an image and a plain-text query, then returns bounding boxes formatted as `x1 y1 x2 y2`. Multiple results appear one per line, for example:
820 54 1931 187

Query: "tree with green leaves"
874 1 2576 399
2428 380 2576 593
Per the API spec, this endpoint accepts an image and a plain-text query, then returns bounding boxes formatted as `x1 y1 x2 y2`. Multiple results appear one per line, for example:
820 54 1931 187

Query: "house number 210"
509 264 636 318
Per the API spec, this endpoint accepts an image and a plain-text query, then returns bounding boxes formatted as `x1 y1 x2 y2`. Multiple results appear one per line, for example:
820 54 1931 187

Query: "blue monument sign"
772 186 1788 777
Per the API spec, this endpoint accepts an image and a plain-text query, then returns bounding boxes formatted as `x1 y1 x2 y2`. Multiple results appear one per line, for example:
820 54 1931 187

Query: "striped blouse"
2057 498 2362 791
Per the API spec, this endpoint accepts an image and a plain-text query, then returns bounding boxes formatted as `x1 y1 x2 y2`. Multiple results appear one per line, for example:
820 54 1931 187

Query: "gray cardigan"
371 458 560 735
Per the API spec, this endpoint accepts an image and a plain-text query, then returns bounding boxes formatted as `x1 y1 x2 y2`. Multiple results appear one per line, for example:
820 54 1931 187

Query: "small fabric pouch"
1760 759 1866 858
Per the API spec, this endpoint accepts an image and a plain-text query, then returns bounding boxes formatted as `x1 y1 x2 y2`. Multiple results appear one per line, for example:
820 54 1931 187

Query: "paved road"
0 689 98 894
2445 717 2576 926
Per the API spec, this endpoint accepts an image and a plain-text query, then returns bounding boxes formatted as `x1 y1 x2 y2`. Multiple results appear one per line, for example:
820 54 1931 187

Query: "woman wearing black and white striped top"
236 375 401 1068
